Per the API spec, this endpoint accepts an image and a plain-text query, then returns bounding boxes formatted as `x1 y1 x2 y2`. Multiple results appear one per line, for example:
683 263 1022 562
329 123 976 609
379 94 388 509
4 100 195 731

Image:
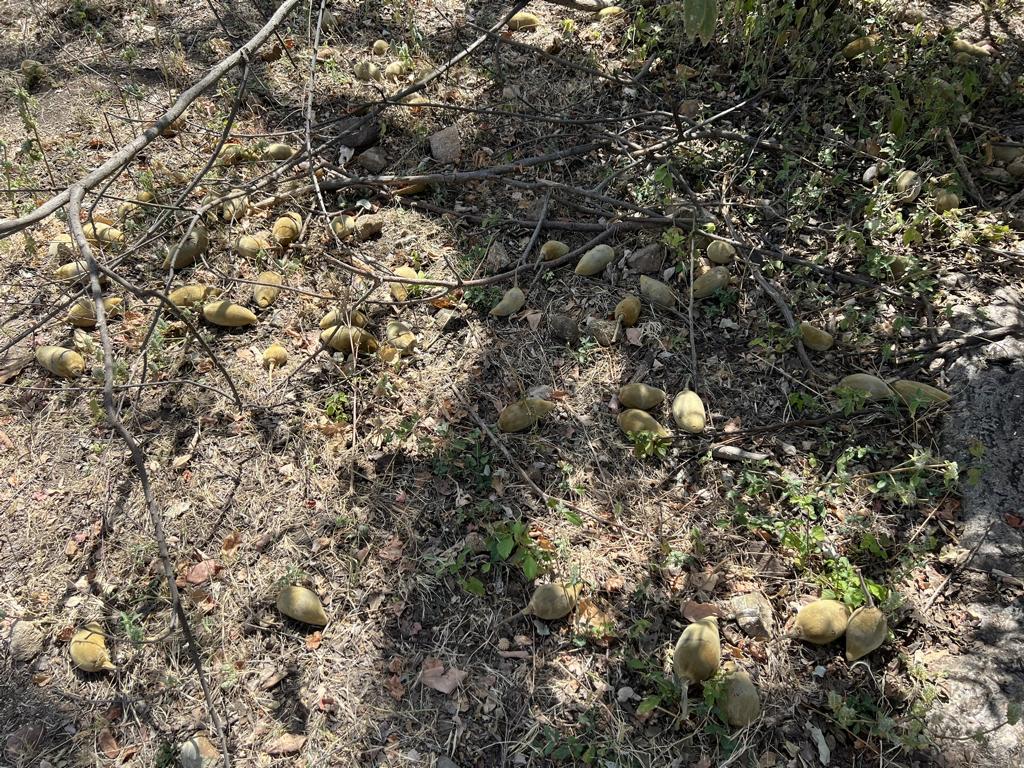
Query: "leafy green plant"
627 430 670 460
324 391 349 423
483 520 551 582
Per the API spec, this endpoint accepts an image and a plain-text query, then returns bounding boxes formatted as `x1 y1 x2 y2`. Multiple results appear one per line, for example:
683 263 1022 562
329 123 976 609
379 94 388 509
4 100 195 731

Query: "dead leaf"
525 311 543 331
98 727 119 759
264 733 306 756
221 531 242 556
625 327 643 346
379 536 404 562
682 600 721 621
385 674 406 701
171 453 192 469
497 649 531 659
306 632 322 650
259 667 289 691
572 597 616 644
5 723 45 759
0 354 32 385
65 540 78 558
185 559 221 585
1005 513 1023 529
0 430 14 452
418 656 467 695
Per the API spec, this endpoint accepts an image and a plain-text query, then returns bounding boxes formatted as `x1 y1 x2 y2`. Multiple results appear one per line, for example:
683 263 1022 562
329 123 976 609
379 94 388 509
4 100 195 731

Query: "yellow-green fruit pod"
320 325 378 354
614 295 641 326
319 308 368 329
952 38 991 57
498 398 555 433
70 622 115 672
215 144 247 166
262 344 288 369
36 346 85 378
673 617 721 684
221 190 249 221
507 11 540 31
672 390 705 434
116 200 140 220
253 271 283 309
842 34 878 59
276 586 328 626
618 383 666 410
372 39 389 55
490 286 526 317
640 275 676 308
799 321 834 352
793 599 850 644
272 212 302 247
49 233 76 260
845 607 887 662
83 221 124 246
353 60 381 81
331 215 356 241
233 233 271 259
837 373 894 400
389 265 419 302
720 668 761 726
540 240 569 261
597 6 625 19
524 583 582 620
163 226 209 269
55 259 89 282
692 266 730 299
386 321 417 354
263 143 296 161
355 217 383 242
574 244 615 276
894 170 922 203
934 190 959 213
67 297 122 328
707 241 736 265
891 379 951 406
617 409 670 438
169 284 218 307
202 300 258 327
385 61 406 80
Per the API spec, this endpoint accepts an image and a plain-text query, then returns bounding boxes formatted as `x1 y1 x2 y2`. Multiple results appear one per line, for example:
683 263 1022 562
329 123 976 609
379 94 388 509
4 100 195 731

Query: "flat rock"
9 620 44 661
356 148 388 174
627 243 664 273
547 313 580 345
429 125 461 164
483 240 510 274
179 734 219 768
729 593 774 638
929 285 1024 765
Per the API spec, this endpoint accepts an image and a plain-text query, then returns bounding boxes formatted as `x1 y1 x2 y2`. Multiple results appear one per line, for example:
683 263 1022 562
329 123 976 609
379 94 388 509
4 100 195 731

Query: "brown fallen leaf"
525 311 543 331
378 535 404 562
186 559 221 585
5 723 46 759
306 631 322 650
385 674 406 701
682 600 722 621
264 733 306 756
572 597 617 644
221 530 242 556
418 656 467 695
98 727 119 759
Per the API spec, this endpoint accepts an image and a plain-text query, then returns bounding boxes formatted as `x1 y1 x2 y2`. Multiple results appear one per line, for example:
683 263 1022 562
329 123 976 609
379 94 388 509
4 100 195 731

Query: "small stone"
429 125 461 164
356 148 388 174
434 308 461 331
179 735 220 768
863 164 879 184
585 317 616 346
9 621 45 662
730 593 775 639
547 313 580 345
436 757 460 768
627 243 665 273
483 240 510 273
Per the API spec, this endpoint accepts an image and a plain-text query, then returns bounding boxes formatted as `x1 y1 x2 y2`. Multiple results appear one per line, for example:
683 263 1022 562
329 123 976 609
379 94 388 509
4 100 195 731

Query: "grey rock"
179 735 219 768
547 313 580 345
483 240 510 274
436 758 460 768
9 620 44 662
729 593 774 639
627 243 665 273
429 125 461 164
356 148 388 174
585 317 616 347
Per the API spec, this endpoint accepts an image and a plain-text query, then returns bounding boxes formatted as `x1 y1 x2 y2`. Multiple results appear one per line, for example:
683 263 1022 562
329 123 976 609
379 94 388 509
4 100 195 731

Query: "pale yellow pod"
673 617 721 684
221 190 249 221
389 266 419 302
55 259 89 282
836 373 893 400
497 398 555 432
272 212 302 247
706 241 736 265
640 275 676 308
490 286 526 317
262 344 288 369
793 599 850 645
618 383 666 410
330 215 357 241
70 622 115 672
933 190 959 213
799 321 834 352
524 583 582 620
163 226 209 269
597 6 625 20
386 321 417 354
202 300 258 327
67 297 122 328
320 325 378 354
319 308 368 329
692 266 730 299
507 11 540 31
574 244 615 276
845 606 887 661
276 586 328 626
672 390 705 433
353 60 381 81
540 240 569 261
720 667 761 726
890 379 951 406
842 34 878 59
894 170 921 203
263 143 296 161
385 61 406 80
614 295 641 326
36 346 85 378
83 221 124 246
617 409 670 438
253 271 283 309
233 233 271 259
169 284 218 307
372 39 390 56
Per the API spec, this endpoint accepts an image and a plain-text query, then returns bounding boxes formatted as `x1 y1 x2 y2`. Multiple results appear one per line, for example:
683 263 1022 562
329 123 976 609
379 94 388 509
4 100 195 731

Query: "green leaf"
636 694 662 715
462 576 485 597
682 0 718 45
521 552 539 581
495 534 515 560
1007 700 1022 726
561 507 583 526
